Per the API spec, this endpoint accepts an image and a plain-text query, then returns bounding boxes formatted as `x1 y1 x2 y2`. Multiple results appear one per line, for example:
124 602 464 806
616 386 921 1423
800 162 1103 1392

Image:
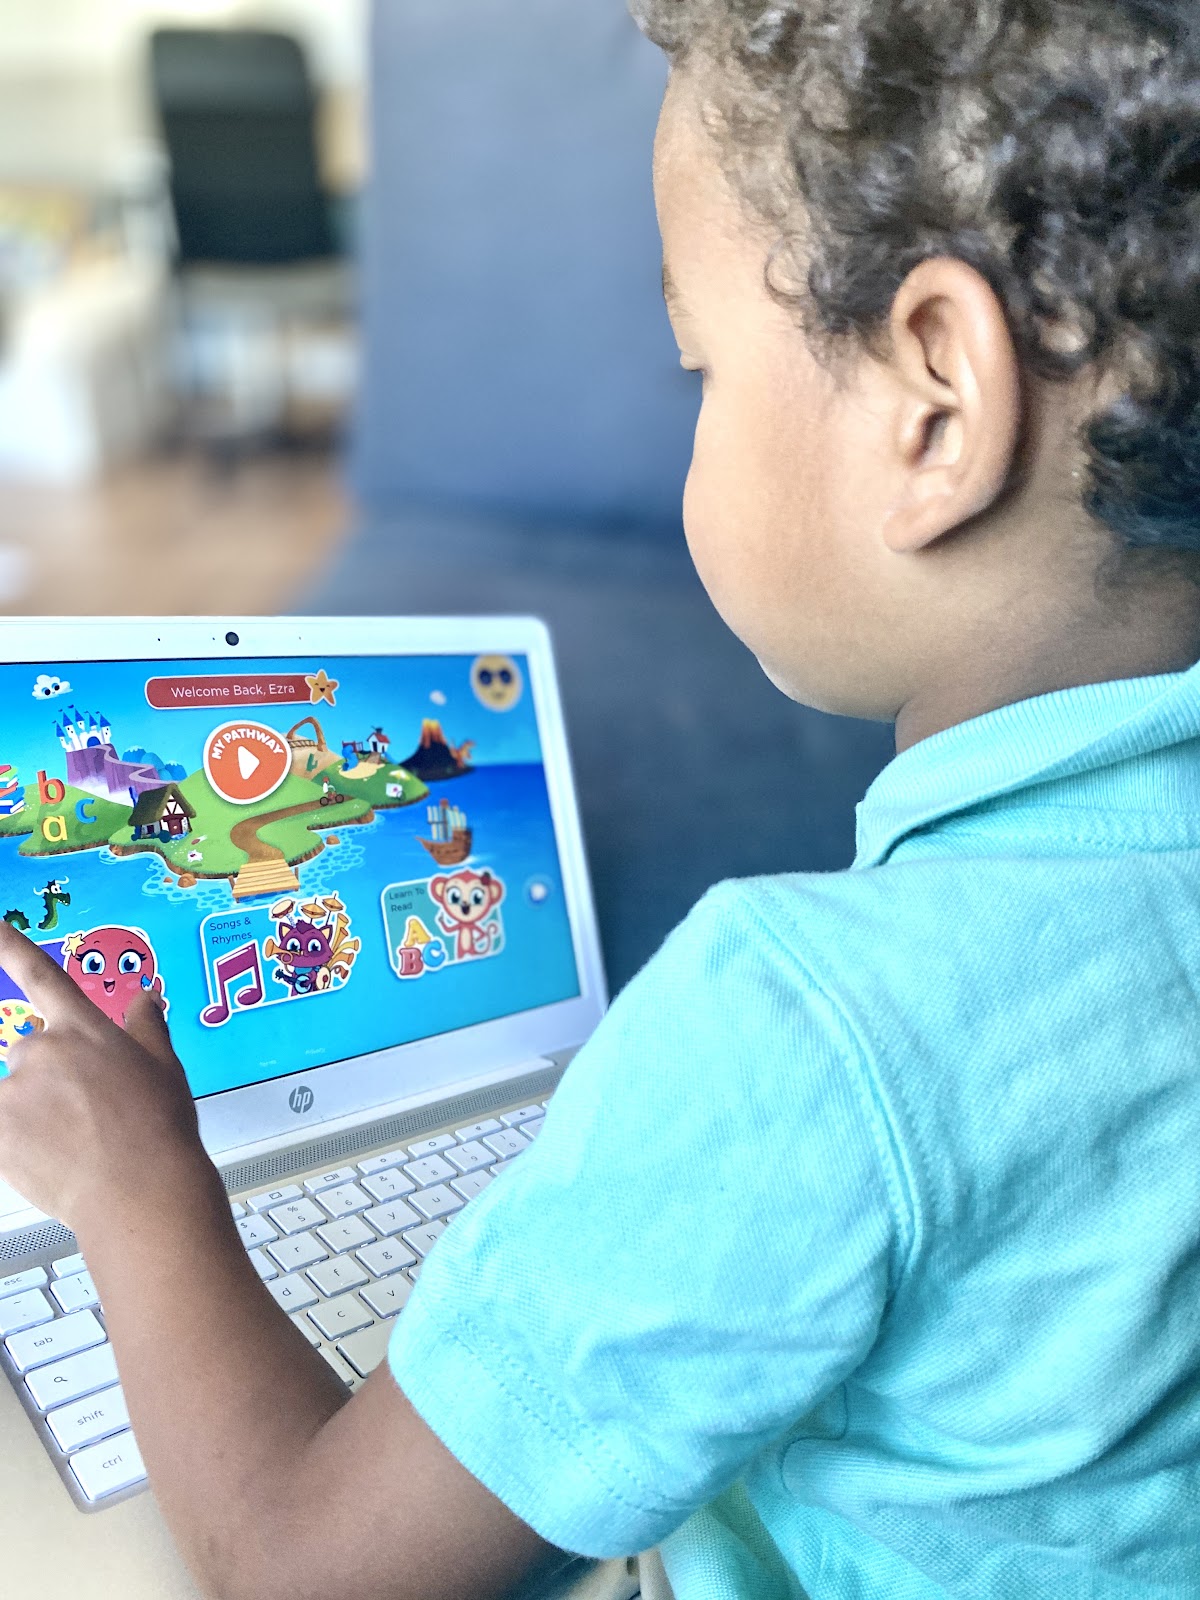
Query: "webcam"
225 631 240 647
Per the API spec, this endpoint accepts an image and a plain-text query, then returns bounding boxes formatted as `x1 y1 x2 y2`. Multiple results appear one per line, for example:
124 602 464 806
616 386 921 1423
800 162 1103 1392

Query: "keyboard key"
266 1232 327 1273
319 1346 356 1387
446 1140 491 1174
315 1183 371 1220
229 1202 246 1220
51 1253 86 1279
247 1249 278 1283
0 1267 48 1299
407 1133 456 1158
247 1184 303 1213
69 1431 146 1502
6 1310 105 1374
483 1129 530 1160
403 1155 455 1187
46 1384 130 1453
360 1278 412 1321
303 1167 358 1195
360 1169 415 1204
290 1312 321 1347
0 1289 54 1338
236 1215 277 1250
267 1273 318 1312
25 1342 118 1411
50 1272 99 1315
401 1221 447 1258
309 1293 374 1341
501 1105 543 1128
267 1198 326 1236
409 1185 463 1221
455 1119 501 1141
316 1215 374 1254
307 1256 369 1296
522 1117 546 1140
450 1171 493 1203
406 1263 422 1284
357 1148 408 1178
338 1320 395 1377
356 1238 416 1278
363 1200 421 1238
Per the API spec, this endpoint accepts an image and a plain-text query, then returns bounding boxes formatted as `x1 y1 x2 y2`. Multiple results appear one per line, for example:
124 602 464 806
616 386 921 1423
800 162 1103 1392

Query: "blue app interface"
0 653 579 1097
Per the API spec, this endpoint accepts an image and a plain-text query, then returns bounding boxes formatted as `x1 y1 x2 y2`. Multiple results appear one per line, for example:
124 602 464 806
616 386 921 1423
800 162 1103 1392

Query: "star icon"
306 669 339 707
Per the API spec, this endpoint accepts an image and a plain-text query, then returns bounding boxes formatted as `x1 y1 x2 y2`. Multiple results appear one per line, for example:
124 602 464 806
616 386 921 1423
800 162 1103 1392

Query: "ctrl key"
69 1431 146 1503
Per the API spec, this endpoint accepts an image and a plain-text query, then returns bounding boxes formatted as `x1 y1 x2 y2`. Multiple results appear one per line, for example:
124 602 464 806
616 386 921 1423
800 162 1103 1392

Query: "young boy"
3 1 1200 1595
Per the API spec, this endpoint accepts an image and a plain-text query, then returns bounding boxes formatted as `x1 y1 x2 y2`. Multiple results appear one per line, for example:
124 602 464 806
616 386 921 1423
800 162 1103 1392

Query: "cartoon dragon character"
36 880 71 932
430 869 504 960
265 895 361 998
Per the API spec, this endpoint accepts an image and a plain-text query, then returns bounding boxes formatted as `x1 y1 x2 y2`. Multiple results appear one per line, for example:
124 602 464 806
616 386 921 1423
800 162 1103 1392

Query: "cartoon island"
0 706 476 906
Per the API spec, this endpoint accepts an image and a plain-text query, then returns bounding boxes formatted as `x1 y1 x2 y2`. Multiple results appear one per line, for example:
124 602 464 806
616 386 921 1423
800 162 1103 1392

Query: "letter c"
75 797 96 824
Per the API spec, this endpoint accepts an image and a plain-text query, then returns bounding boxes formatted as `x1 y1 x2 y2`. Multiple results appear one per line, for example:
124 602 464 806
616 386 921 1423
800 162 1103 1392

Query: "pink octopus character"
63 927 165 1027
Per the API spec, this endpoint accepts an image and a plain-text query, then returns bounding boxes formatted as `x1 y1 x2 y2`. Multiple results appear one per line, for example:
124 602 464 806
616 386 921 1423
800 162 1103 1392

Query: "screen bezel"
0 616 607 1229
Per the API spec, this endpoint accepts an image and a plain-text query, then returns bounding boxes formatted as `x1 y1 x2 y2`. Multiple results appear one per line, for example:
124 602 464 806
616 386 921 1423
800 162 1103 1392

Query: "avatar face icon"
63 926 163 1026
470 655 523 712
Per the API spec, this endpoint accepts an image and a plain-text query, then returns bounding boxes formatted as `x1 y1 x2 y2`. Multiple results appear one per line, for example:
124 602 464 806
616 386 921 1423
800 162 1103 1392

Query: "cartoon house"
129 783 196 843
367 727 391 756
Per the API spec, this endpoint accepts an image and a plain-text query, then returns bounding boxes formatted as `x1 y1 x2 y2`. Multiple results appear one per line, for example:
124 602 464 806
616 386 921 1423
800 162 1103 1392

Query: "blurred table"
0 254 169 481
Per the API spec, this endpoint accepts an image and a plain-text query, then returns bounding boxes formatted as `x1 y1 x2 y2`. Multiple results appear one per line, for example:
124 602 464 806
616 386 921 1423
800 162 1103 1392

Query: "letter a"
42 815 68 843
37 771 66 805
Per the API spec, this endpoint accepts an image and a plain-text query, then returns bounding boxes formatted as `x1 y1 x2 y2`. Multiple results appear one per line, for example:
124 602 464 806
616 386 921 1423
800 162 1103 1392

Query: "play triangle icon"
237 746 261 781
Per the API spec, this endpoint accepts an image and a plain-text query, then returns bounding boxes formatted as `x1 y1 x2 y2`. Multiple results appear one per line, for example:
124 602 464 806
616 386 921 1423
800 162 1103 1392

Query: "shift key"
6 1310 105 1374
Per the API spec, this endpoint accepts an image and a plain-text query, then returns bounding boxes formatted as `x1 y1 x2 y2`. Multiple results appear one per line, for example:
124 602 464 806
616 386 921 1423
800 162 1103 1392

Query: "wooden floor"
0 450 352 617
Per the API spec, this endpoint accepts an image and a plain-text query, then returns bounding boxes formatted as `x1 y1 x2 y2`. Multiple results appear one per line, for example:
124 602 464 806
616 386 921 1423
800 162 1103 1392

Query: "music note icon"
201 941 265 1027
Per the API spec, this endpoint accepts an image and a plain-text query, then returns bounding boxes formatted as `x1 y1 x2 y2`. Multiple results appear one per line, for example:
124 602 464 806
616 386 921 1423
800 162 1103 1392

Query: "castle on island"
55 707 164 804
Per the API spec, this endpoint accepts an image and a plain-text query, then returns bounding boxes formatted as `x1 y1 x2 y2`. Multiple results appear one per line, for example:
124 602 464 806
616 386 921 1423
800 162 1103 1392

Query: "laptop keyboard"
0 1102 547 1509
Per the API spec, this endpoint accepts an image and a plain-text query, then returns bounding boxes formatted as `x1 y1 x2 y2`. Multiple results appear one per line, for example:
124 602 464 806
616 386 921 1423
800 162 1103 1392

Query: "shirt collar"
854 661 1200 868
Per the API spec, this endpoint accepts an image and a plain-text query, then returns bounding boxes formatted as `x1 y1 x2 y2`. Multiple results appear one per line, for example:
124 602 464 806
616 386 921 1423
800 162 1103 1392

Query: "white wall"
0 0 366 187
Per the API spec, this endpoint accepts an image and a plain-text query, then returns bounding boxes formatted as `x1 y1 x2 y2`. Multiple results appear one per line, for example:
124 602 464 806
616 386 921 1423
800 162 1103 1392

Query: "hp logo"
288 1085 315 1115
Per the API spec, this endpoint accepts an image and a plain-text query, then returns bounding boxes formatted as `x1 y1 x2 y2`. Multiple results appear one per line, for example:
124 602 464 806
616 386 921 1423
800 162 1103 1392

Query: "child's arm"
0 926 563 1600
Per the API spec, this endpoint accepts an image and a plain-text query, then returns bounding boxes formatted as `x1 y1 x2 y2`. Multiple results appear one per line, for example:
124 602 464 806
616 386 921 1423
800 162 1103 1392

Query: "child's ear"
879 258 1022 554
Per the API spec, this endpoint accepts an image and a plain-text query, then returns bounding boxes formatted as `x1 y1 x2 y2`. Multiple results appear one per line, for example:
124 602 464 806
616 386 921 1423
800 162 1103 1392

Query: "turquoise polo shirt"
389 663 1200 1598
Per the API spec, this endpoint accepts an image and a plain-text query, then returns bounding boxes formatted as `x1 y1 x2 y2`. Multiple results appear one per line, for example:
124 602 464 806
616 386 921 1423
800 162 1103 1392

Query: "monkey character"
429 869 504 961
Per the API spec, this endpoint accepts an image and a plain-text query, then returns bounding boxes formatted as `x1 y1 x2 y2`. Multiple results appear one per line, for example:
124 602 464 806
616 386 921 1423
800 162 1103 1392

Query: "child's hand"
0 922 201 1230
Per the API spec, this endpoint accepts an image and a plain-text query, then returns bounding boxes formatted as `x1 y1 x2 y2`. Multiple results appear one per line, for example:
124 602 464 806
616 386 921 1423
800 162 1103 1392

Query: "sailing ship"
419 798 472 866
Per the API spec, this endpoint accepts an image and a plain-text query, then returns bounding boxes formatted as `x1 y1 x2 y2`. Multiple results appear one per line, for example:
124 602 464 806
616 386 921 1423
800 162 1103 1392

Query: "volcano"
399 719 475 782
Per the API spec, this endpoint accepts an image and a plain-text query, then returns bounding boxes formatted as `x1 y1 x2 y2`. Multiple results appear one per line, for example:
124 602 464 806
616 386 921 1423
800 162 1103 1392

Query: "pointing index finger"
0 920 91 1024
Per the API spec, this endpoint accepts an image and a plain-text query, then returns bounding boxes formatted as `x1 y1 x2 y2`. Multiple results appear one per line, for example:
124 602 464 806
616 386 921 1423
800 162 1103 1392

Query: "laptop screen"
0 652 581 1100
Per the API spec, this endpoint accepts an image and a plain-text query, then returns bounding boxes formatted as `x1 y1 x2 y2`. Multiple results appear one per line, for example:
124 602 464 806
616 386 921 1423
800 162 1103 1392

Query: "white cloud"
430 690 447 706
32 674 71 700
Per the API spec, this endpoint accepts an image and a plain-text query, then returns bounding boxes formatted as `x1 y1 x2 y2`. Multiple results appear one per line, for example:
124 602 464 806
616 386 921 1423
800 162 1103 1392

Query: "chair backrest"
150 27 336 266
353 0 699 528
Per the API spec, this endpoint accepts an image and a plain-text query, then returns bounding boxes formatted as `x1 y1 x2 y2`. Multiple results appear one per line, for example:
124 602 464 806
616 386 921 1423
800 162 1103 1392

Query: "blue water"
0 764 579 1097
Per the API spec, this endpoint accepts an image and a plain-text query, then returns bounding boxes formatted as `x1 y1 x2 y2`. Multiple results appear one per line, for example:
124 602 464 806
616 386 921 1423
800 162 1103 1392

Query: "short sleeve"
387 881 904 1558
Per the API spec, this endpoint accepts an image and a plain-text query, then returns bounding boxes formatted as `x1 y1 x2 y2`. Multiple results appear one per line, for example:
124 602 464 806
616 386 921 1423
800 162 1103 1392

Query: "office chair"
149 27 355 449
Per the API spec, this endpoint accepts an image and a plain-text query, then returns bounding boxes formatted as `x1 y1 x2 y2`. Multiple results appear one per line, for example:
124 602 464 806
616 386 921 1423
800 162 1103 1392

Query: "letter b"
37 771 66 805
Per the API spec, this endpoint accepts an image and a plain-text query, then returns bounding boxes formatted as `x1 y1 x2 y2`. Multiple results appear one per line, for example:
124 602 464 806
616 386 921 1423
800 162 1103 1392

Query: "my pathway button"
204 722 290 805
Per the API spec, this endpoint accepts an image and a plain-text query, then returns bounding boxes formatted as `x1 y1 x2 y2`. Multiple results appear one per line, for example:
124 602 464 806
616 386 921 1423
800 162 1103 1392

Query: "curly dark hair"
633 0 1200 571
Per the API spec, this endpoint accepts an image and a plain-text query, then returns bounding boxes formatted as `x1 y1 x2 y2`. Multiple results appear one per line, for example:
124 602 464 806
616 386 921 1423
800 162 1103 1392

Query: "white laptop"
0 616 606 1513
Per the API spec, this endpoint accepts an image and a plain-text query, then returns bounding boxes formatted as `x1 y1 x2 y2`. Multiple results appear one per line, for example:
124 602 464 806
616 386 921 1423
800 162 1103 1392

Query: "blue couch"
311 2 893 991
